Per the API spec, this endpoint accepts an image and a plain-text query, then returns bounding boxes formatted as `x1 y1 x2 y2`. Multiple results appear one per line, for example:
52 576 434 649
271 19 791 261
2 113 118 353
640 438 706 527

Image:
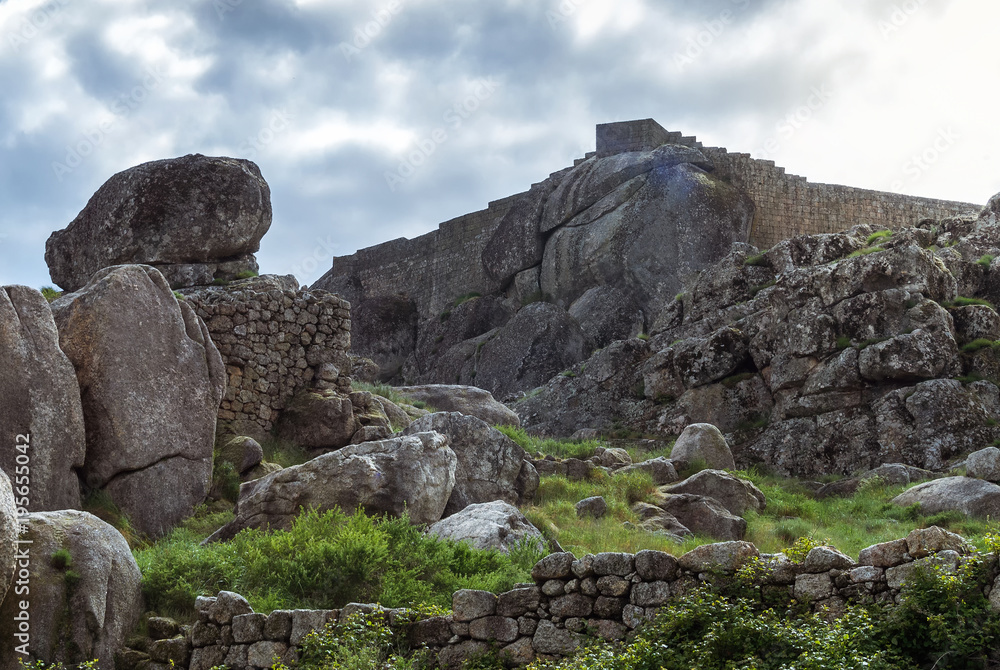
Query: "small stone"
469 616 519 643
453 589 498 622
533 552 576 581
630 581 672 607
575 496 608 519
541 579 566 596
634 549 679 581
592 552 635 576
596 575 630 597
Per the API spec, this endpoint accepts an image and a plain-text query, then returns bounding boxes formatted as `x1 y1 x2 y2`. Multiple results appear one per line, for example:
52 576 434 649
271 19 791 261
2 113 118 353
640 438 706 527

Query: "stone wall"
136 528 980 670
315 120 981 315
320 193 522 319
181 277 352 435
703 147 981 250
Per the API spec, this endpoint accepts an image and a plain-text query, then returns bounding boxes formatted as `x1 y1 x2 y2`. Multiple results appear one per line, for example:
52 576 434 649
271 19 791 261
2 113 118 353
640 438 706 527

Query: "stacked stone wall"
182 281 352 434
703 147 981 250
317 121 981 313
138 528 980 669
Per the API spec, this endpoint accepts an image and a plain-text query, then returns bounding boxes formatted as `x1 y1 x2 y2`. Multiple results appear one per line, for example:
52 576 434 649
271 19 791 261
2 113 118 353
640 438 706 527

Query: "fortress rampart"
316 119 981 316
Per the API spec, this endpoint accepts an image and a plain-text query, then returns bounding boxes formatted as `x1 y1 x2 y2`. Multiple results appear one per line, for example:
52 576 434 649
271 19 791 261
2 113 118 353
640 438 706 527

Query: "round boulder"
393 384 520 427
0 511 143 670
426 501 547 553
0 470 16 606
45 154 271 291
670 423 735 470
892 476 1000 519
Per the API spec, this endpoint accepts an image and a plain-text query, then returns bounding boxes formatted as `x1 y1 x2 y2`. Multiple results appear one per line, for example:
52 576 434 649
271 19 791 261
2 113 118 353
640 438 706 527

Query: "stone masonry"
181 277 352 435
136 527 985 670
315 119 980 321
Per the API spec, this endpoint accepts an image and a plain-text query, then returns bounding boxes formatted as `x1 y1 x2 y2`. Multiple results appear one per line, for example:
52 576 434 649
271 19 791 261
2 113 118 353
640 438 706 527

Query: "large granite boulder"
539 158 754 318
426 501 547 553
274 389 356 451
0 285 86 510
475 302 588 400
670 424 735 470
51 265 226 538
0 471 15 607
402 413 535 516
45 154 271 291
568 286 645 349
661 469 766 516
657 494 747 541
0 511 143 670
394 384 520 427
892 476 1000 519
207 432 458 542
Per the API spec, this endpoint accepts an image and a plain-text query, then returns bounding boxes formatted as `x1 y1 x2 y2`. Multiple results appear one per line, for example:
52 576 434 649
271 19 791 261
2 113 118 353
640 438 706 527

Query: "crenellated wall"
314 120 981 318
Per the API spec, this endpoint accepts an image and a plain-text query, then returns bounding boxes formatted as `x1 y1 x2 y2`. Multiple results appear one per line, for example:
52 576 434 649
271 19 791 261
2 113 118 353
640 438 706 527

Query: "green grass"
235 270 259 280
523 471 702 557
978 254 995 268
258 436 311 468
945 296 996 309
453 292 482 307
134 507 543 621
961 338 1000 353
749 280 776 298
351 380 414 407
866 230 893 246
497 425 603 460
742 253 769 267
847 247 883 258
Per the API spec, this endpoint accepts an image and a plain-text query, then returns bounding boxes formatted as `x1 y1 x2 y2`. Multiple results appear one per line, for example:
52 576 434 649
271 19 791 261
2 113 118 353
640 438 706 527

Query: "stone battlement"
314 119 981 318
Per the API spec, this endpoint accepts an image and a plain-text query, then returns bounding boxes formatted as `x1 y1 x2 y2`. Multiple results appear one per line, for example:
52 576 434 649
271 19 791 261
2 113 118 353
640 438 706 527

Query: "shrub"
235 270 259 280
134 507 540 620
847 247 883 258
978 254 995 268
39 286 62 302
960 338 1000 353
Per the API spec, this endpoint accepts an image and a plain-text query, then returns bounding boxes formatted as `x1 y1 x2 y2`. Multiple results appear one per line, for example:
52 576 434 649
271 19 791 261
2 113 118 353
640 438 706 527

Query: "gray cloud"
0 0 996 289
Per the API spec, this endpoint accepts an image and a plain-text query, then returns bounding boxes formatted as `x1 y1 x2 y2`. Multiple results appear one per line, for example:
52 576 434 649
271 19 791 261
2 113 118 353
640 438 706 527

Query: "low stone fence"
129 527 983 669
181 277 352 435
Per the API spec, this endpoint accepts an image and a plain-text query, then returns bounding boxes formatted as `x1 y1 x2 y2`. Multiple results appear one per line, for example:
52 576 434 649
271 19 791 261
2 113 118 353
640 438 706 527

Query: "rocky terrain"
5 125 1000 669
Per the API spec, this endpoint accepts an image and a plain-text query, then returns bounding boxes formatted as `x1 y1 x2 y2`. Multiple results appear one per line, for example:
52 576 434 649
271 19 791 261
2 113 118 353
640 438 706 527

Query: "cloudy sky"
1 0 997 289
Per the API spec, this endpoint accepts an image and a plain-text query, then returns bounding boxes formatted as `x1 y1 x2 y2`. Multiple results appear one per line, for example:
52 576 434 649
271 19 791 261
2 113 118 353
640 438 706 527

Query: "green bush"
235 270 259 280
978 254 995 268
39 286 62 302
742 253 769 267
945 296 995 309
134 507 542 621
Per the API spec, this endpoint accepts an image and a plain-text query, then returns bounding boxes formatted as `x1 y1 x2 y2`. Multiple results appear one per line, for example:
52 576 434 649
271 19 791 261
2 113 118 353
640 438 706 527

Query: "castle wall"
316 120 982 314
703 147 981 250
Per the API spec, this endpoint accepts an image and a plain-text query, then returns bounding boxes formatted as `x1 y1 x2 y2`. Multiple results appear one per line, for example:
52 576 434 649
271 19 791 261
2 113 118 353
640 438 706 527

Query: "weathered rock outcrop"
0 285 86 510
892 476 1000 519
207 432 458 542
45 154 271 291
426 501 547 553
51 265 226 538
393 384 521 427
0 471 15 607
320 128 753 395
402 413 537 516
0 511 142 670
516 201 1000 477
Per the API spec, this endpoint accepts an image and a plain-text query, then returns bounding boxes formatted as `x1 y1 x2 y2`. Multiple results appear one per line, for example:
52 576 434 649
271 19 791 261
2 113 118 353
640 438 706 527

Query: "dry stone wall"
316 120 980 316
135 527 981 670
181 278 352 435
